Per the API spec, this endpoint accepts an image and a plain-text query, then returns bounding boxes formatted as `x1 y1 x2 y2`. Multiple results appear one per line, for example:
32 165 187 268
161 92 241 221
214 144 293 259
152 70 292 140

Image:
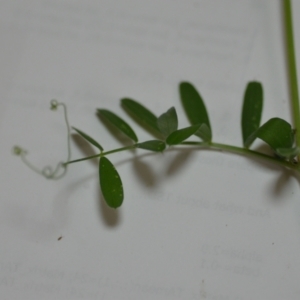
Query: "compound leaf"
242 82 263 147
166 124 201 145
179 82 212 141
97 109 138 142
72 127 103 151
99 156 123 208
136 140 166 152
157 107 178 137
245 118 294 150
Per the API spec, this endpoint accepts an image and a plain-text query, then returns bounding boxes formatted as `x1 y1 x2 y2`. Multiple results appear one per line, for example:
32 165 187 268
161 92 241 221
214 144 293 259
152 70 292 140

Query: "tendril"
13 100 71 180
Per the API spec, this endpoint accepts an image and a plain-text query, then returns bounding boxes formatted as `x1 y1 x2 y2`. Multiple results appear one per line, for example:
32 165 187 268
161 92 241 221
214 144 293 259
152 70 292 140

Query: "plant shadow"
243 144 300 201
131 156 157 187
53 173 96 230
52 172 122 229
165 148 195 176
243 143 289 172
270 169 297 200
97 186 122 228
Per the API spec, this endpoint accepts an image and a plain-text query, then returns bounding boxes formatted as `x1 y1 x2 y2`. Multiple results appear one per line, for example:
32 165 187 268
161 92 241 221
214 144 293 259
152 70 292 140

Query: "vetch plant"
14 0 300 208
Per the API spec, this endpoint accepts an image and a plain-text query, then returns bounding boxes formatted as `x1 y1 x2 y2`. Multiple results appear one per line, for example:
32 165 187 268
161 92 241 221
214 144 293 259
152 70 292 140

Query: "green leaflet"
97 109 138 142
72 127 103 151
136 140 166 152
166 124 201 145
179 82 212 141
99 156 123 208
275 146 300 159
157 107 178 137
241 82 263 147
121 98 161 136
245 118 294 150
196 124 212 142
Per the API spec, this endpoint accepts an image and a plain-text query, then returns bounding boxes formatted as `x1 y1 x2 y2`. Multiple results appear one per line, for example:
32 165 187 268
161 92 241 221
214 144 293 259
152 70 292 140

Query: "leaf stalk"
64 145 136 165
181 141 300 172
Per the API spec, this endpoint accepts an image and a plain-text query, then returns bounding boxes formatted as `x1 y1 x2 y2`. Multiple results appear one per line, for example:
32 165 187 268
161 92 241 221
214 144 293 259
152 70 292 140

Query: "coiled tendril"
13 99 71 180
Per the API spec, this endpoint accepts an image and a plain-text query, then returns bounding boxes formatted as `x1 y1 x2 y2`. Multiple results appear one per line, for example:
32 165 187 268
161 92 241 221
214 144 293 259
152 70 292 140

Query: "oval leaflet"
99 156 124 208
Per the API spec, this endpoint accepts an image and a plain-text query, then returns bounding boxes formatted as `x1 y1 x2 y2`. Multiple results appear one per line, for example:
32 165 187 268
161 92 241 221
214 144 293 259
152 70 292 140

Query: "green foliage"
68 82 299 208
157 107 178 138
197 124 212 142
97 109 138 142
72 127 103 151
276 146 300 159
13 2 300 212
245 118 294 150
99 156 123 208
121 98 161 136
14 81 299 209
136 140 166 152
179 82 212 141
242 82 263 147
166 124 201 145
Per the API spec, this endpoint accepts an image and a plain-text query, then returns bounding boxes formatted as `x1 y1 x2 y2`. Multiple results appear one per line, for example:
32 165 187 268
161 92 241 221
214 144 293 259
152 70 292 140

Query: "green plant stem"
181 141 299 172
64 153 101 165
284 0 300 157
65 140 300 173
64 145 136 165
102 145 136 156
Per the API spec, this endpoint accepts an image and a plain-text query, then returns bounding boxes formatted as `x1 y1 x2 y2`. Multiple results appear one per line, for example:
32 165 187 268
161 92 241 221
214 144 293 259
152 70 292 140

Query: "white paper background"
1 1 300 299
